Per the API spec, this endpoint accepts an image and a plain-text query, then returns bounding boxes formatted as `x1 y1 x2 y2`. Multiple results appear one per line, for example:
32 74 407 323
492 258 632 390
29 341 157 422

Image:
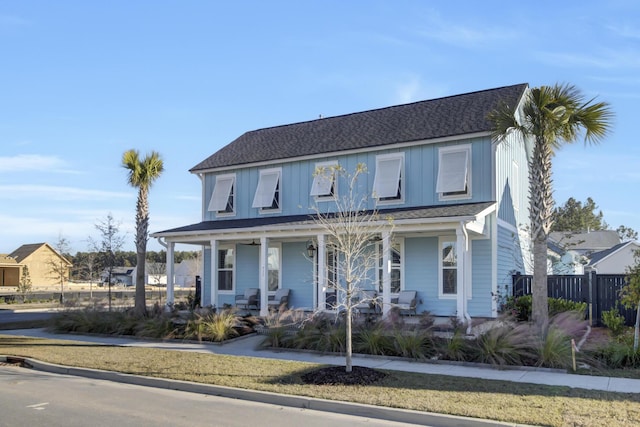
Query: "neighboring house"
7 243 72 287
547 239 586 275
101 267 135 286
0 254 21 286
548 230 621 257
174 258 202 288
152 83 533 320
135 262 168 286
587 241 640 274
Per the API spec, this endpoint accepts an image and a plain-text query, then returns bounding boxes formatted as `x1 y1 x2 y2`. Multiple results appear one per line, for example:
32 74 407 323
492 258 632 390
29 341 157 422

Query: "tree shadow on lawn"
264 364 640 403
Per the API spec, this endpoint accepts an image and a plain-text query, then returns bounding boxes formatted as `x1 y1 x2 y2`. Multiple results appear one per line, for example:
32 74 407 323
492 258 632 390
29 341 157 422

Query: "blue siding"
497 224 521 298
202 248 211 306
404 237 455 316
281 242 315 309
469 238 493 317
202 136 495 221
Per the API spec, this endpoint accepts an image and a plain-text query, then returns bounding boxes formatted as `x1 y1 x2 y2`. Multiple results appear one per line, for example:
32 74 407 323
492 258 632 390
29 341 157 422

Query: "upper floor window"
310 161 338 200
208 174 235 215
373 153 404 204
436 145 471 200
252 168 281 212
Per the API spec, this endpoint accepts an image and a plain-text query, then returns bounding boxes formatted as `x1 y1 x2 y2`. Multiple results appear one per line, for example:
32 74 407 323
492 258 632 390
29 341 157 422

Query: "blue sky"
1 1 639 254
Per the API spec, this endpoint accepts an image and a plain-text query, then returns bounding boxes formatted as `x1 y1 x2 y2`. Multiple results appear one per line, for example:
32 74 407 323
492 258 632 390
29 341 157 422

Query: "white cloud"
0 154 81 174
535 48 640 70
0 184 132 201
414 12 519 48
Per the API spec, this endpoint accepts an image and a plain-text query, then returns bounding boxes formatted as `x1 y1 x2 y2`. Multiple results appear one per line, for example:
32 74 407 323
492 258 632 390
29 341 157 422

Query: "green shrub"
602 307 626 337
548 298 587 317
472 323 535 366
353 325 393 356
393 330 435 360
437 332 469 362
504 295 586 321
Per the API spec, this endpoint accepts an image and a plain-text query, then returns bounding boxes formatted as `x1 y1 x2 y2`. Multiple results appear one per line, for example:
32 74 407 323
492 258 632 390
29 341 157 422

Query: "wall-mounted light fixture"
306 240 316 258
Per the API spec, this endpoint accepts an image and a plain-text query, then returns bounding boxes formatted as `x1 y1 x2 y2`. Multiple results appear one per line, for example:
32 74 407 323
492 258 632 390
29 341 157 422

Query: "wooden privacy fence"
512 272 637 327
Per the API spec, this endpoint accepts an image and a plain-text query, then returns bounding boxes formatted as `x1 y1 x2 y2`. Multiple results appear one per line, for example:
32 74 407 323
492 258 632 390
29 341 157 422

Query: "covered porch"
152 202 496 321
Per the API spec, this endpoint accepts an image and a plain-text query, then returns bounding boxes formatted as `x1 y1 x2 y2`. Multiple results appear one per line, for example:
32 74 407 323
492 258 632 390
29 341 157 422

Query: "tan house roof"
0 254 20 266
10 243 72 266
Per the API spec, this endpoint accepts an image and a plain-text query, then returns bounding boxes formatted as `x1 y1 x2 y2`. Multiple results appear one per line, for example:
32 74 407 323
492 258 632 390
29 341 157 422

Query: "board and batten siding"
201 136 495 221
469 238 493 317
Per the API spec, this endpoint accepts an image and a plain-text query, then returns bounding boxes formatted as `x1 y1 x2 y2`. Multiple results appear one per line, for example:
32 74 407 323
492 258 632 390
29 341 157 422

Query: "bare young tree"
49 234 72 304
147 262 167 303
17 266 33 303
90 213 126 311
311 163 392 372
81 250 99 300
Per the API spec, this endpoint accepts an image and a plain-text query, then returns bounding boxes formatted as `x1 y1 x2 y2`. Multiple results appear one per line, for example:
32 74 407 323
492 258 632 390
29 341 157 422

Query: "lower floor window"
378 240 402 294
217 248 233 291
441 240 457 295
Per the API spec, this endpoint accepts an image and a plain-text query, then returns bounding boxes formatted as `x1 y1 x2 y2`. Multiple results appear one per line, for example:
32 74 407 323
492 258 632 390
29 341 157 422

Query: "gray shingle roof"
548 230 621 252
154 202 495 235
191 83 528 172
587 241 632 265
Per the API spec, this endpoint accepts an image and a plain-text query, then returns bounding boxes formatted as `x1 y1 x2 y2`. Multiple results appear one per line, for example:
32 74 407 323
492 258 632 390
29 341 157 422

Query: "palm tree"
489 83 613 329
122 149 164 314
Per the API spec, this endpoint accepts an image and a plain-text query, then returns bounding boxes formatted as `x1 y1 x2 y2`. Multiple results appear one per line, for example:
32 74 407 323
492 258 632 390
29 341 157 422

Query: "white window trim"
208 173 236 216
267 243 282 294
373 152 404 205
437 145 472 201
438 236 457 299
377 238 404 296
310 161 338 200
217 245 235 295
252 168 282 213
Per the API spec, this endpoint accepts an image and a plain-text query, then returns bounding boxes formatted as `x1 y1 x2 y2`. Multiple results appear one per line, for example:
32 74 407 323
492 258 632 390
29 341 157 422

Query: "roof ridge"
241 83 529 135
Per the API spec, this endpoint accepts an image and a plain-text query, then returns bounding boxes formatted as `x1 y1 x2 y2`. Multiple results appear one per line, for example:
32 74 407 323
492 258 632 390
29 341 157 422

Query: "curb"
1 355 533 427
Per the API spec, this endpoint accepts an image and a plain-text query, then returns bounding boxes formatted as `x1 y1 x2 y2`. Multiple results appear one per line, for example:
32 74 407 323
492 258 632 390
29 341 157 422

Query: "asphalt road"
0 366 422 427
0 309 54 324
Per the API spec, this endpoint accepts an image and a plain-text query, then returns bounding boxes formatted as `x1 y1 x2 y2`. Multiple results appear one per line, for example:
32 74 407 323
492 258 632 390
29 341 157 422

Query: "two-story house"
153 83 532 321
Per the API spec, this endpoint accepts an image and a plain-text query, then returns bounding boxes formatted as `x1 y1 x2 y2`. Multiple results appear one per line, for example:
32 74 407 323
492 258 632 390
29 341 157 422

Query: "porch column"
166 241 175 308
381 230 392 316
259 236 269 316
456 225 469 323
210 239 218 308
317 234 326 312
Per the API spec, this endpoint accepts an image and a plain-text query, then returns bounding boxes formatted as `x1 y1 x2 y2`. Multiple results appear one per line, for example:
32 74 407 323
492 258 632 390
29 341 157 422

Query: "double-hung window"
436 145 471 200
310 161 338 200
440 238 457 296
252 168 281 212
267 246 281 292
208 174 235 215
373 153 404 204
217 248 234 292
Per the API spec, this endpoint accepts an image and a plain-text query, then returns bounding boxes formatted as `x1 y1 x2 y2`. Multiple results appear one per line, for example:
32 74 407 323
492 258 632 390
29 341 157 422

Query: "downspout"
460 221 472 334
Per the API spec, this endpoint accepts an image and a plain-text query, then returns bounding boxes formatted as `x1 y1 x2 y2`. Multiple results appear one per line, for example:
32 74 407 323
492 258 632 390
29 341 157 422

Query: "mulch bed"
301 366 387 385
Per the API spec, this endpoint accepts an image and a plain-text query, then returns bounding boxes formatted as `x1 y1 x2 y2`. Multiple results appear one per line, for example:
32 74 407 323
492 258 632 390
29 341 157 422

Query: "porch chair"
354 290 380 315
394 290 417 316
235 288 260 310
267 288 291 311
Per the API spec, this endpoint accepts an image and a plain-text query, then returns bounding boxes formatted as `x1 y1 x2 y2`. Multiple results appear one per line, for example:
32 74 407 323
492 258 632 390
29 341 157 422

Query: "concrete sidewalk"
3 328 640 394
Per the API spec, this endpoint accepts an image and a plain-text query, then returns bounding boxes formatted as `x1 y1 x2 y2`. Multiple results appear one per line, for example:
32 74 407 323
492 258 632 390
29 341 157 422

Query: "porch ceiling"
152 201 495 246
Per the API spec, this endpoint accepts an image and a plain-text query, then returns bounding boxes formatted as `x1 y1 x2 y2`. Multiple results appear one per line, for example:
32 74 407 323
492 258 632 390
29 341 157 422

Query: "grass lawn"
1 334 639 426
